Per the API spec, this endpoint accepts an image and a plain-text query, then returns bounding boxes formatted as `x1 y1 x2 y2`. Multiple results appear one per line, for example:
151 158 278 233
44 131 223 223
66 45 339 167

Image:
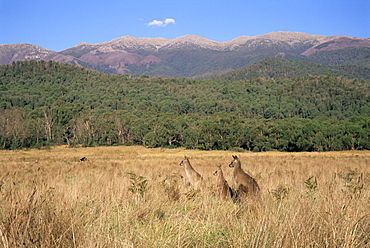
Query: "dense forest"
0 60 369 151
211 57 370 81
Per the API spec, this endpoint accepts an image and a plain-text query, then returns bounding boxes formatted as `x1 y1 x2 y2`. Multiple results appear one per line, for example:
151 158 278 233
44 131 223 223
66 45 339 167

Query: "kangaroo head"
179 156 188 166
228 155 239 168
213 165 222 176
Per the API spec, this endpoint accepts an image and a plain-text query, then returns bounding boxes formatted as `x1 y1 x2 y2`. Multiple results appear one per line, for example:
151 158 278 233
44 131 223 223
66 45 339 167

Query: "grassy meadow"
0 146 369 247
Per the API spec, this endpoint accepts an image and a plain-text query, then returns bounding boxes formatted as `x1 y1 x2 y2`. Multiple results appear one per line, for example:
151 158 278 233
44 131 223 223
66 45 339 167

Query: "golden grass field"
1 146 369 247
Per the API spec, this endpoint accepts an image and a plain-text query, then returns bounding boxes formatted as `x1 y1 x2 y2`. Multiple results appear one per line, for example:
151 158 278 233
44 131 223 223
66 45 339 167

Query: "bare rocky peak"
302 35 370 55
109 35 168 47
89 35 170 51
225 32 326 51
0 43 55 64
227 32 323 43
255 31 326 41
170 35 220 47
83 31 332 52
87 34 220 51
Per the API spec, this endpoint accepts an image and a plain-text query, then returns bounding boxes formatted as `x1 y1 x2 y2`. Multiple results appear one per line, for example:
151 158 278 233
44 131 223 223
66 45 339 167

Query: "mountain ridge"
1 31 370 77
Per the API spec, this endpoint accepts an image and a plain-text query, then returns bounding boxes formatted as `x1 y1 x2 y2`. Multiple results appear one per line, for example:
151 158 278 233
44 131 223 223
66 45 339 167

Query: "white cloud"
148 20 163 27
147 18 176 27
164 18 175 25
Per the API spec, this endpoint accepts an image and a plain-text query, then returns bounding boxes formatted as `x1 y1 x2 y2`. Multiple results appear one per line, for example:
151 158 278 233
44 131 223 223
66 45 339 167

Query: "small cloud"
148 20 164 27
164 18 175 25
147 18 176 27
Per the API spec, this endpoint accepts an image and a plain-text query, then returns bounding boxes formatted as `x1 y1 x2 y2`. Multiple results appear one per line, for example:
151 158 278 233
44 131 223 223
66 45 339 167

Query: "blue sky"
1 0 369 52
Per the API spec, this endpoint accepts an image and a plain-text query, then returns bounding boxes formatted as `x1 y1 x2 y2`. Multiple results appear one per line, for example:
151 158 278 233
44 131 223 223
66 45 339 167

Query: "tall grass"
0 146 369 247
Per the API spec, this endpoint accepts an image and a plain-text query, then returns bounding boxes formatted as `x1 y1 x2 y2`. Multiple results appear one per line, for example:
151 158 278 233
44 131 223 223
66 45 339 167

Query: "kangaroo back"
180 156 204 189
213 165 232 200
228 155 260 198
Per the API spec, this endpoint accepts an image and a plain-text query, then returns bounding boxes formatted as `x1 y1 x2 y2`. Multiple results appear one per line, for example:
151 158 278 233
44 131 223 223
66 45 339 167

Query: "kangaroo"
213 165 233 201
228 155 260 199
179 156 204 190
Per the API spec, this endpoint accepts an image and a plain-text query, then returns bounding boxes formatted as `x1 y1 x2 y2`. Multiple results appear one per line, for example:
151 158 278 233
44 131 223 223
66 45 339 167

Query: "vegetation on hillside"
0 60 369 151
307 47 370 67
210 57 370 81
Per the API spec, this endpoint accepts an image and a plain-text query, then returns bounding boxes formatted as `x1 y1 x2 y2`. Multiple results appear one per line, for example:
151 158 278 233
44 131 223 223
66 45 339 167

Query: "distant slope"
1 32 370 77
210 57 370 81
0 43 55 65
1 60 369 120
306 47 370 67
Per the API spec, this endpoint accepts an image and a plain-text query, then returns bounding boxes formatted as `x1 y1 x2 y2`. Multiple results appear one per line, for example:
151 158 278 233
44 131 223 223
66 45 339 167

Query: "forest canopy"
0 60 369 151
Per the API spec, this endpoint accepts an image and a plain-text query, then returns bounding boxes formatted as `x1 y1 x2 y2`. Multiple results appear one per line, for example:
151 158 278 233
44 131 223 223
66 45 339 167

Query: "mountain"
0 43 56 65
1 32 370 77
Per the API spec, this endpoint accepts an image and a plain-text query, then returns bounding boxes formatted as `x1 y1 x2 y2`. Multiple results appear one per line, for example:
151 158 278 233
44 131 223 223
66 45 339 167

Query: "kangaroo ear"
217 165 222 169
232 155 236 159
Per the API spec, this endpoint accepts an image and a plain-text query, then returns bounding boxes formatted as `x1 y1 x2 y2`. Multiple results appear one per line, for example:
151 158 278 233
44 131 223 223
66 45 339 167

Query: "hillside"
1 60 369 118
211 57 370 81
1 32 370 77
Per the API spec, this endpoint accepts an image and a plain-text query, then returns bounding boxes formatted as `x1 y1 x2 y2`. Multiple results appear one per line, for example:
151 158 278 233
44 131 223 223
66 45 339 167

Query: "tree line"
1 109 369 151
0 60 369 151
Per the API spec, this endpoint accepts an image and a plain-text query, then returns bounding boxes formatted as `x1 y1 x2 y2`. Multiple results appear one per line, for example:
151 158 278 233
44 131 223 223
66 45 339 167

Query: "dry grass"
0 146 370 247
